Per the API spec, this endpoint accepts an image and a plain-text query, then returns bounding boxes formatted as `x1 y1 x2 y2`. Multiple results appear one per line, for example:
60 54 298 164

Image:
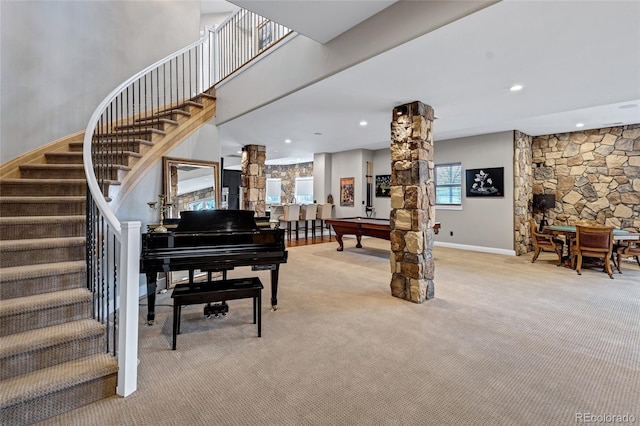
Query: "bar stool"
316 203 333 239
278 204 300 241
300 204 318 240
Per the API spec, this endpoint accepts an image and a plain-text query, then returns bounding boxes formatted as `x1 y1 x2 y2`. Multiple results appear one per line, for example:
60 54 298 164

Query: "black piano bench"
170 277 263 350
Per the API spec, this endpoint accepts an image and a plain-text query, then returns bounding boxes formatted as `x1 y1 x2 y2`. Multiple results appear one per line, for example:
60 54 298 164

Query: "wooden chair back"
573 224 614 278
529 218 563 265
575 225 614 254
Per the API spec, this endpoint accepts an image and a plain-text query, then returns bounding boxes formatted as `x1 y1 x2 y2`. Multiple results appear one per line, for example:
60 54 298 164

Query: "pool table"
325 217 440 251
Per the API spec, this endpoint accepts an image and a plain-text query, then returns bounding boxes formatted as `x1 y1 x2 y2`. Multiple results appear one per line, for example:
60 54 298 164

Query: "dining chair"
278 204 300 241
529 218 564 266
570 224 614 278
614 235 640 273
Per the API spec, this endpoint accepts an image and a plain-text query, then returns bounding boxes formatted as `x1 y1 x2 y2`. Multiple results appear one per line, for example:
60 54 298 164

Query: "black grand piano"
140 209 287 324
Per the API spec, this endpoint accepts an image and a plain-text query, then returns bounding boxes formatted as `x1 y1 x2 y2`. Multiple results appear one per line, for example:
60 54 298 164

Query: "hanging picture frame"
340 177 355 207
375 175 391 197
465 167 504 197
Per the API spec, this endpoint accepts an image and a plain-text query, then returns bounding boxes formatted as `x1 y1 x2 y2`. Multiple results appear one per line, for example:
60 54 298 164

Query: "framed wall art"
465 167 504 197
375 175 391 197
340 177 355 207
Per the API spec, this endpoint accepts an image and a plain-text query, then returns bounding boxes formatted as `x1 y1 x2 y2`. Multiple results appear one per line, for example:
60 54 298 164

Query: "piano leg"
146 273 157 324
270 266 280 311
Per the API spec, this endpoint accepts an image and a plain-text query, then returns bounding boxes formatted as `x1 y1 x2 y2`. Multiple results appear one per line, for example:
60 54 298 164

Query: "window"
295 177 314 204
266 178 281 204
187 198 216 210
435 163 462 205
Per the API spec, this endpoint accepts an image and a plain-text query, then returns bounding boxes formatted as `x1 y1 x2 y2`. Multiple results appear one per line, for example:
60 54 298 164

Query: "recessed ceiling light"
285 139 291 143
236 150 241 154
359 121 367 126
576 123 585 128
510 84 523 92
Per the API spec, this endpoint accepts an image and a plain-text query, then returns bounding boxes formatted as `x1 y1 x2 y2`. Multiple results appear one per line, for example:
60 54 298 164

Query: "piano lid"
175 210 259 232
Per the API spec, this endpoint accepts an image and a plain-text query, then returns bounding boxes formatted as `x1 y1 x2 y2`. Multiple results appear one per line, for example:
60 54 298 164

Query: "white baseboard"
434 241 516 257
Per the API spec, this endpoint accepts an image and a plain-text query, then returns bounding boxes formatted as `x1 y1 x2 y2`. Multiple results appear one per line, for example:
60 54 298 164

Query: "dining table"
544 224 639 269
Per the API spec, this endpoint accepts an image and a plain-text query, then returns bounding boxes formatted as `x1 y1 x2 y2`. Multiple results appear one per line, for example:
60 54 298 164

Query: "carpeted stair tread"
0 178 86 197
0 236 85 251
0 261 85 283
0 288 91 318
0 353 118 407
0 261 85 300
0 196 85 203
0 215 84 225
0 319 105 359
0 215 85 240
0 237 85 268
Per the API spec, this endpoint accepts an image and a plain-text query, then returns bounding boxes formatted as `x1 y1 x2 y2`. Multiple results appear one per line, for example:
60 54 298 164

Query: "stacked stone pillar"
389 101 436 303
241 144 266 216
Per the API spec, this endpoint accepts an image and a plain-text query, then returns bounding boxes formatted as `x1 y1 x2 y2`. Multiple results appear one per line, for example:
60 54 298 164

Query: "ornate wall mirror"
162 156 220 219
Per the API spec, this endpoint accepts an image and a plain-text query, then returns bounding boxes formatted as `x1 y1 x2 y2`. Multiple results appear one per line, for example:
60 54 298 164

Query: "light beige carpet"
39 238 640 425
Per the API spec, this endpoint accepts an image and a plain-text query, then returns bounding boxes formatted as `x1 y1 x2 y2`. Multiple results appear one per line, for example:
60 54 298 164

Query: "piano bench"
170 277 263 350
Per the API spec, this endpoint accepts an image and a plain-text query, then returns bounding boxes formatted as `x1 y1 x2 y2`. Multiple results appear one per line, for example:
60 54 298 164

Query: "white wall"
364 131 515 253
214 1 497 124
313 152 332 204
372 149 392 219
0 0 201 163
330 149 369 218
434 131 515 253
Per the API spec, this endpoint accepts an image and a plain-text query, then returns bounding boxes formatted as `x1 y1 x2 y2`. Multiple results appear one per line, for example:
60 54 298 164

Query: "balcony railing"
82 8 292 397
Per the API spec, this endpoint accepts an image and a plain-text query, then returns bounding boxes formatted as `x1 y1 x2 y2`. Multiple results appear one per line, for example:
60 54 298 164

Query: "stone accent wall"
389 101 436 303
174 187 215 212
532 124 640 230
265 162 313 203
514 130 533 255
241 144 266 216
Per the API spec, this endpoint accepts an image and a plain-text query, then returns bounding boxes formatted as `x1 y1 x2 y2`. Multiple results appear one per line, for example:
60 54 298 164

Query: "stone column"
513 130 533 255
389 101 436 303
241 144 266 216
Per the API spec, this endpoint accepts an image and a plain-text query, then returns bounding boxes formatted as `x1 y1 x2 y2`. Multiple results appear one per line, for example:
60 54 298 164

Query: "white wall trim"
434 241 516 257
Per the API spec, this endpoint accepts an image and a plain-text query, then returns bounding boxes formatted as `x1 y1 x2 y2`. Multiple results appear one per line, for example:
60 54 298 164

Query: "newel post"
389 101 436 303
117 221 141 397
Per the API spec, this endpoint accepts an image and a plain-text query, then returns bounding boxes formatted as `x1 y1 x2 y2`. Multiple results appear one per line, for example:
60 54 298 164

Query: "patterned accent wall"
531 124 640 231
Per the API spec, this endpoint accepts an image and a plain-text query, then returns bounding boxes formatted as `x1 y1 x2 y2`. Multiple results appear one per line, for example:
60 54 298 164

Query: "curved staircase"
0 89 216 424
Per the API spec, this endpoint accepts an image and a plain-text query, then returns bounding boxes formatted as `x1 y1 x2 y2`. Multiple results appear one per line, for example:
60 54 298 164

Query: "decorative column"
241 144 266 216
389 101 436 303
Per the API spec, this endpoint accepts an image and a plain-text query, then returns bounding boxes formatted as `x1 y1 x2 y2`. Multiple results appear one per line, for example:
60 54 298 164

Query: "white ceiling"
212 0 640 165
230 0 397 43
